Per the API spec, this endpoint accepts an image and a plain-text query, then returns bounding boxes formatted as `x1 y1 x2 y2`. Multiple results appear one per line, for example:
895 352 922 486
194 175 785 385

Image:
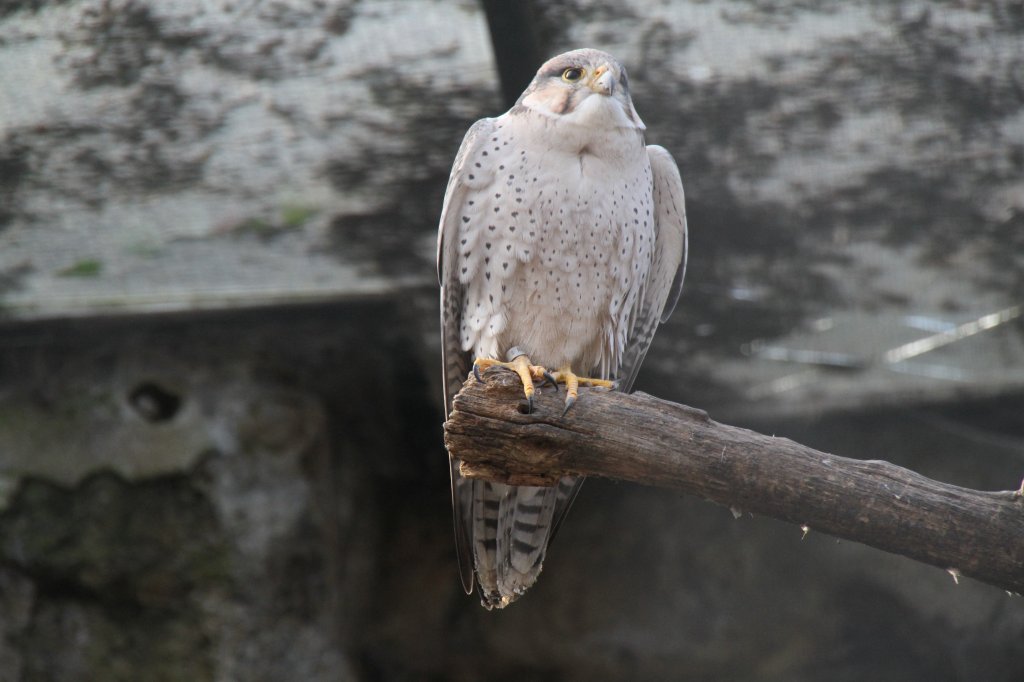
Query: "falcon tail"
470 476 580 609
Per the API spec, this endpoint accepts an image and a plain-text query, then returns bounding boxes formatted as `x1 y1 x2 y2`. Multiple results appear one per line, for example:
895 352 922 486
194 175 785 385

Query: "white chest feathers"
456 111 654 376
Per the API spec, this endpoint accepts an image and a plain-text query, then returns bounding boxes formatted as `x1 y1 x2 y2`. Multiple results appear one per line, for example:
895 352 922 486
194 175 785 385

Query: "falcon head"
516 48 645 130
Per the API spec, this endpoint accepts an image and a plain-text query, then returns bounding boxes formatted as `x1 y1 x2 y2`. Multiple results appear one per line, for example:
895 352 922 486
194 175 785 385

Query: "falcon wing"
438 117 496 595
616 144 688 393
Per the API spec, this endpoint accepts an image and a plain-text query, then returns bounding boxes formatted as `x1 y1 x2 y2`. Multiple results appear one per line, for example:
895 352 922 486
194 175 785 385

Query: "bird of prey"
438 48 688 609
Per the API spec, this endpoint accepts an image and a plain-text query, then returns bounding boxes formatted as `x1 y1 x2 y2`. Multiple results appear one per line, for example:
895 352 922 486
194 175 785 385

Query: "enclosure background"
1 1 1023 680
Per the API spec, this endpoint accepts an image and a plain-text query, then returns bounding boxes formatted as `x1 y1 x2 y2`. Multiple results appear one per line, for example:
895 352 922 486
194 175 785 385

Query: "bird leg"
547 366 615 415
473 353 556 413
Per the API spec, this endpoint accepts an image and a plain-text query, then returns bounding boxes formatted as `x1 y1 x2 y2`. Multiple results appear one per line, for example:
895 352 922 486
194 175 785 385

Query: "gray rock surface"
1 0 1023 680
0 310 395 680
0 0 492 319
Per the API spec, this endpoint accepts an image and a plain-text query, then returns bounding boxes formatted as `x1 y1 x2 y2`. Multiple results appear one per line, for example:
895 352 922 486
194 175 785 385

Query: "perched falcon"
438 48 688 609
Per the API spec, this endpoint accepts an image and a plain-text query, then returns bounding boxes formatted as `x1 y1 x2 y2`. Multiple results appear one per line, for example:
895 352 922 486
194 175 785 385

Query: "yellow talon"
547 366 614 414
473 354 550 410
472 356 614 414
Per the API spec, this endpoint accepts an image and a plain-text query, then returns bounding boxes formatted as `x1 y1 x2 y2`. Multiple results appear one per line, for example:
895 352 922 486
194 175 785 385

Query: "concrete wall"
1 1 1023 679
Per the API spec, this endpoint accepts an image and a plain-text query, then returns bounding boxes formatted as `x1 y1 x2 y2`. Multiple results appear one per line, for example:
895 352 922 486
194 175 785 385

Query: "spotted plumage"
438 48 688 608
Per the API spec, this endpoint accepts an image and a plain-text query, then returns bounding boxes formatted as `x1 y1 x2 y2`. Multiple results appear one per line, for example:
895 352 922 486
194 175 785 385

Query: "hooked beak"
589 63 615 96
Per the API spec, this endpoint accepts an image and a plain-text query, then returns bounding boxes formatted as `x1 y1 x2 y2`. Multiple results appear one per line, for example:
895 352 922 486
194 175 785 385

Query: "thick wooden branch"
444 369 1024 594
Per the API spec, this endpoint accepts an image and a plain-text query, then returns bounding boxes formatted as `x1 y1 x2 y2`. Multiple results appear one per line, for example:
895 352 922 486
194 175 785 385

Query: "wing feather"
616 145 688 393
438 117 496 595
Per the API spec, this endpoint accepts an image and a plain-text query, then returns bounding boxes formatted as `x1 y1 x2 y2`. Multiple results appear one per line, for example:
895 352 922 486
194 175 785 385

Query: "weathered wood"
444 369 1024 594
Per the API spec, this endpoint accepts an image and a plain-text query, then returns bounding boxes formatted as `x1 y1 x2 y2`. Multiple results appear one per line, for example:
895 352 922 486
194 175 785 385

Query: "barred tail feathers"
471 476 579 609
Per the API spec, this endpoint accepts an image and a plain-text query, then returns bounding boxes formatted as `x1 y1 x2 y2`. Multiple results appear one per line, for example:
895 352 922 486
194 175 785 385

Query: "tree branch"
444 369 1024 594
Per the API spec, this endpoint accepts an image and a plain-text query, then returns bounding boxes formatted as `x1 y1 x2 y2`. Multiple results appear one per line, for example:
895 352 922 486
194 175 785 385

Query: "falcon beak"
589 64 615 96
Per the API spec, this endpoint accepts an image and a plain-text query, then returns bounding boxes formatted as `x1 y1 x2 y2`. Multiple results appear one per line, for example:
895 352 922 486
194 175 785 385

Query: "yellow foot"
547 367 615 415
473 354 556 412
473 355 614 415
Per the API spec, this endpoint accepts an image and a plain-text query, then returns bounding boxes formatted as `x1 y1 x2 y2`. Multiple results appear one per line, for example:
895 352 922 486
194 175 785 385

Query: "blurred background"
1 0 1023 680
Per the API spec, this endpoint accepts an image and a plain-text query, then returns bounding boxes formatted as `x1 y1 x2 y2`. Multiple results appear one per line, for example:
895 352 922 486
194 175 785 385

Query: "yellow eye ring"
561 67 585 83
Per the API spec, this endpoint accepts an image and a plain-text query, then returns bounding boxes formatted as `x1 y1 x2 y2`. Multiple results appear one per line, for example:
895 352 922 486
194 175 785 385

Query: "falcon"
438 48 688 608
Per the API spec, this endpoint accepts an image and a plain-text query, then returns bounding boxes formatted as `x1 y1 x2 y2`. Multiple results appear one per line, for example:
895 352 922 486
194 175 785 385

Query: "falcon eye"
561 67 585 83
